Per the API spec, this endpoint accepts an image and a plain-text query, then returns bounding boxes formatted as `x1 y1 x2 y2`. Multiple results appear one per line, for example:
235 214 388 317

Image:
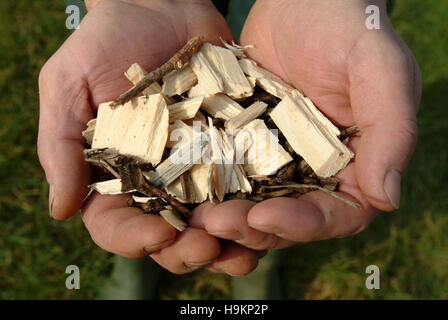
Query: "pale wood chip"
167 96 204 123
235 119 293 176
162 65 198 96
270 94 353 178
159 208 187 232
225 101 267 131
92 94 169 165
239 58 295 99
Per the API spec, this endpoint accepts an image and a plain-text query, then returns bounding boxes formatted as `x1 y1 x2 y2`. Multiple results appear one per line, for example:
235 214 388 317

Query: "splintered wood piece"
228 164 252 194
162 65 198 96
235 119 293 176
166 120 195 148
208 118 226 201
219 129 252 194
92 94 169 165
199 94 244 121
132 195 160 203
125 63 176 104
89 179 131 195
291 90 340 136
239 58 295 99
165 177 187 203
82 118 96 145
189 163 212 203
225 101 267 131
194 43 253 99
159 208 187 232
184 110 208 131
149 131 208 188
167 96 204 123
190 46 224 95
270 95 353 178
111 36 203 107
220 38 253 59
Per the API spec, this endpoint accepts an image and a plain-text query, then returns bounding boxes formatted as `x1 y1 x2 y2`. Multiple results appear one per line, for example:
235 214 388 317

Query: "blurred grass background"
0 0 447 299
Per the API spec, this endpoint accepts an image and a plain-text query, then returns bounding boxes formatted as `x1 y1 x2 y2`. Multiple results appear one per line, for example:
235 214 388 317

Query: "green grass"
0 0 447 299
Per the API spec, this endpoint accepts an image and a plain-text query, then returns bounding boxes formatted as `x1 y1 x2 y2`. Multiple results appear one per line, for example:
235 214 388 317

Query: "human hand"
38 0 263 275
193 0 421 252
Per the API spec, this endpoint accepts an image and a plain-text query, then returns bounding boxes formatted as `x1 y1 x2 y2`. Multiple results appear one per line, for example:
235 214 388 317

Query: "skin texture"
38 0 421 274
195 0 421 250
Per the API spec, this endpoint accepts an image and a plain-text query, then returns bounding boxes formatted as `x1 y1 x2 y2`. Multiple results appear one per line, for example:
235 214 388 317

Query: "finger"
81 193 177 258
38 48 94 220
349 32 421 211
206 241 260 276
247 163 378 242
150 228 221 274
203 200 294 250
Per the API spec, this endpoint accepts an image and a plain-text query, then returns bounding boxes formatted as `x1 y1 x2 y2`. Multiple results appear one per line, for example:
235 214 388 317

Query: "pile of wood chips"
82 37 359 232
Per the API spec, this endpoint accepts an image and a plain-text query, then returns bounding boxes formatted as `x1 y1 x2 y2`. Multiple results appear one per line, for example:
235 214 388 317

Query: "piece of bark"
111 36 203 107
124 62 176 104
92 94 169 165
162 65 198 96
239 58 295 99
270 95 353 178
159 208 187 232
82 118 96 145
224 101 267 131
338 125 359 141
234 119 293 176
167 96 204 123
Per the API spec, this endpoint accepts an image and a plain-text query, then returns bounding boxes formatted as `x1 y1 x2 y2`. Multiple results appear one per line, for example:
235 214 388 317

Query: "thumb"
349 32 421 211
38 46 93 220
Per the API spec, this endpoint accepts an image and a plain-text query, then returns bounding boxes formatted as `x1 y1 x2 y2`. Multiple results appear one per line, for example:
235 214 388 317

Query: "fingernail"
184 258 215 270
49 185 55 218
144 239 174 254
384 169 401 209
248 223 282 234
208 230 243 241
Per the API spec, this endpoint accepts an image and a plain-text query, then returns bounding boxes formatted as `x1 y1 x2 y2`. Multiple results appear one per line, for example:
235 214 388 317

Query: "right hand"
38 0 262 275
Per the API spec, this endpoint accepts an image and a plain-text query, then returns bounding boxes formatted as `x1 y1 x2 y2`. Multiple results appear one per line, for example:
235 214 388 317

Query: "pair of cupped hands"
38 0 421 275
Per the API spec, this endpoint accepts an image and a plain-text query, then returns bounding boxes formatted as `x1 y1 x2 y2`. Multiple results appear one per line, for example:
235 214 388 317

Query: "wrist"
85 0 215 11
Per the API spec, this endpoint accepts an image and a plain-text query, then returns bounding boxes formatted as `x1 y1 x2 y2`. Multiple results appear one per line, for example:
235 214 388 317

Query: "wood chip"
189 163 212 203
82 118 96 145
89 179 131 195
270 94 353 177
225 101 267 131
159 208 187 232
197 93 244 121
149 130 209 188
235 119 293 176
167 96 204 123
92 94 169 165
239 58 295 99
162 65 198 96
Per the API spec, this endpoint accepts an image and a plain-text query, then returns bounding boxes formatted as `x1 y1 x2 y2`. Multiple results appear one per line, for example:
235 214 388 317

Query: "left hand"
191 0 421 256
